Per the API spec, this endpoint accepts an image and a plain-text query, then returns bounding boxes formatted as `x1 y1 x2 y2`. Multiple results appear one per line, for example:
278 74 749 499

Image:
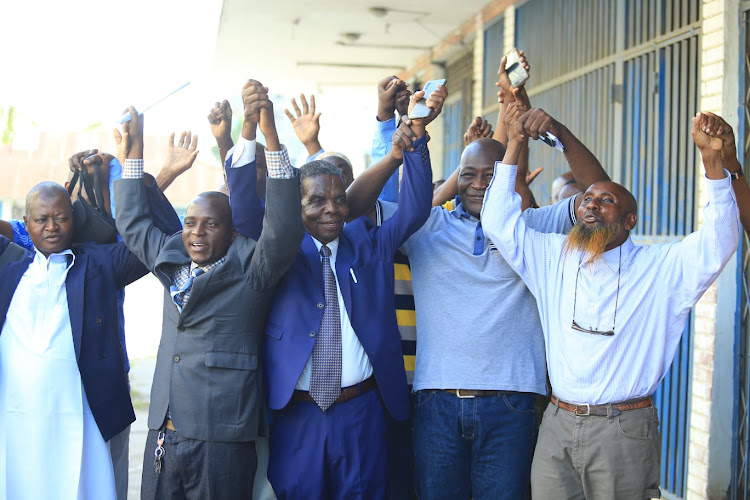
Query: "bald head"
457 138 507 218
461 137 507 169
587 181 637 214
26 181 71 216
188 191 233 222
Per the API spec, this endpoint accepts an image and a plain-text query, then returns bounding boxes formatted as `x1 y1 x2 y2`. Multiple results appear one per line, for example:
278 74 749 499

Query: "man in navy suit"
0 182 148 498
231 86 443 498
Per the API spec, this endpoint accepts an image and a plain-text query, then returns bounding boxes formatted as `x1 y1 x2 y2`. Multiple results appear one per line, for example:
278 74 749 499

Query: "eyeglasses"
571 247 621 336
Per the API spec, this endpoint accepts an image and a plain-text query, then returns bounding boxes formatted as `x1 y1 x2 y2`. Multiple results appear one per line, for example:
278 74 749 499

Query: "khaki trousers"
531 401 662 499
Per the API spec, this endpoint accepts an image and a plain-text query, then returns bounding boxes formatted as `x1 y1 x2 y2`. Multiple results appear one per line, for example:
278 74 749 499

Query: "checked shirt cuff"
123 159 145 179
264 145 295 179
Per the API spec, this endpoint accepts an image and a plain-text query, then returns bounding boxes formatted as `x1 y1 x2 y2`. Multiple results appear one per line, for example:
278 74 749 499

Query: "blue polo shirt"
400 197 576 394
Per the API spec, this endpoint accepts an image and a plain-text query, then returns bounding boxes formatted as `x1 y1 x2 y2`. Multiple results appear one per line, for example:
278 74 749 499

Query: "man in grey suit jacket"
114 96 303 499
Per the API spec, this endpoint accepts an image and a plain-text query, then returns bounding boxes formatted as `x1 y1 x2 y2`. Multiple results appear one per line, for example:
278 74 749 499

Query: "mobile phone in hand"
409 79 446 119
505 49 529 88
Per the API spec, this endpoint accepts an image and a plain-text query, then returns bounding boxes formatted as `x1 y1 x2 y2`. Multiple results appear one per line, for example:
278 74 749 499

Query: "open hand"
284 94 321 147
464 117 493 146
162 131 199 178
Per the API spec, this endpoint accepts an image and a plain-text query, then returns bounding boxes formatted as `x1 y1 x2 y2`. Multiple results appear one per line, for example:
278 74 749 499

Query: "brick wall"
686 1 728 498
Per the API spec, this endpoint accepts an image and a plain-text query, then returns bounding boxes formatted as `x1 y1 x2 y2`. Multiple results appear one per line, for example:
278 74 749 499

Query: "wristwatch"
730 170 744 181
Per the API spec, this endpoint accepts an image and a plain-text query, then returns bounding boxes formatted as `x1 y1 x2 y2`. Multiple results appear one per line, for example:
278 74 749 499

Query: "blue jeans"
413 390 537 500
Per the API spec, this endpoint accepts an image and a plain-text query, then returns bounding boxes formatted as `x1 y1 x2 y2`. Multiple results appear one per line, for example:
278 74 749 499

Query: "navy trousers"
268 389 387 499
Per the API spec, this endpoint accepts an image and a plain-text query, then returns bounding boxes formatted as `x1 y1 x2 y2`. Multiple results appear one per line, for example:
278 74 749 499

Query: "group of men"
0 48 747 500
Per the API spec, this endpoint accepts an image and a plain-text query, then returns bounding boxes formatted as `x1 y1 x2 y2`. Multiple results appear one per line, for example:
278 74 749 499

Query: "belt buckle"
455 389 475 399
575 403 590 416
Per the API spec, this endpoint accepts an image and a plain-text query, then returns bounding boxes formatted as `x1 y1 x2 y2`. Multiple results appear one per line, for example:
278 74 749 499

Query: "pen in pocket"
350 268 358 284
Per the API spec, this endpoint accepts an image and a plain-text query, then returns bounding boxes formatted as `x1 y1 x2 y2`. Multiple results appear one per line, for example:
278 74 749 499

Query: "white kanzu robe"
0 249 115 499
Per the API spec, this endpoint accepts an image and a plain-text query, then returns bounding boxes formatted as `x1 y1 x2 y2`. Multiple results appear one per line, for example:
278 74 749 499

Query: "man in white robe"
0 182 147 499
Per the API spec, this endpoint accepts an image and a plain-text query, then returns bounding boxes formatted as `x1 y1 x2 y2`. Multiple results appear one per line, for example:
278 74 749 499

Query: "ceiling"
212 0 490 91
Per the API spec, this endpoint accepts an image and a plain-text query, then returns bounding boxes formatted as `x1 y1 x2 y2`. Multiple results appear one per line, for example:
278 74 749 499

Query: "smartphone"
505 49 529 88
408 79 446 119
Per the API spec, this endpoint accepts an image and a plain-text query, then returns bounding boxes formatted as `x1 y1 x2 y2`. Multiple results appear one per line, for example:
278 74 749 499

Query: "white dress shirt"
295 237 374 390
481 162 740 405
0 249 116 498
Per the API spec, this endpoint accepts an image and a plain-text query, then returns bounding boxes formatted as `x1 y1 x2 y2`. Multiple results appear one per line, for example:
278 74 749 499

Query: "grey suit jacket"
114 175 302 442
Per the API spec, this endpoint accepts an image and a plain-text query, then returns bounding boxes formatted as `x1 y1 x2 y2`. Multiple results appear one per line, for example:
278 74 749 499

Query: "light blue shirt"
401 198 575 394
371 116 400 202
482 162 741 404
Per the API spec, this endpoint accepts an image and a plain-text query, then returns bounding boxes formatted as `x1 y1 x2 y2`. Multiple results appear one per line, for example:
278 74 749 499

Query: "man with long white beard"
481 104 740 499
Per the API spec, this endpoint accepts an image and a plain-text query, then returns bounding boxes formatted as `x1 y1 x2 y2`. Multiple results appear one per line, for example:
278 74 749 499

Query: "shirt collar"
450 197 479 222
190 256 226 274
311 236 340 260
583 236 634 272
33 247 74 265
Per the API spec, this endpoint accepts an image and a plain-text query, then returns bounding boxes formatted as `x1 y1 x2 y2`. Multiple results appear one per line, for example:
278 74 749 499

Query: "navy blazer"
0 178 181 442
0 236 146 441
227 138 433 421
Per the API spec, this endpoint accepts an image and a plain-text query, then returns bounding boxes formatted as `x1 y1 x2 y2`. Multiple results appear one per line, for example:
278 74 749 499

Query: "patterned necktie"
170 267 204 313
309 245 342 411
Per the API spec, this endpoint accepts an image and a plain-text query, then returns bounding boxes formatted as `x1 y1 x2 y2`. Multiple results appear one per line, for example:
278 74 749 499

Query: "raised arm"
518 107 609 211
372 76 412 201
113 107 172 270
243 88 304 290
208 100 234 166
284 94 323 158
481 104 556 297
493 49 532 146
662 112 741 307
694 112 749 235
347 83 447 219
374 113 434 256
225 80 269 239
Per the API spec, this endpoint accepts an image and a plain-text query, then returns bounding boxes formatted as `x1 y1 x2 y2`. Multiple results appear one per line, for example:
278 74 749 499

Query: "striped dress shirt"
482 162 741 405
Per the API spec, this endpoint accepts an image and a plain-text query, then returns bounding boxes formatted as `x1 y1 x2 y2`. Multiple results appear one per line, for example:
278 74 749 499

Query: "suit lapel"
335 234 353 319
179 257 234 318
301 234 324 296
0 253 34 334
66 252 86 360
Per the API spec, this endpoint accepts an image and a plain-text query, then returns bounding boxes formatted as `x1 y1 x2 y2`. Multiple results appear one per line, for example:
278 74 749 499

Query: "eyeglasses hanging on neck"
570 247 622 337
